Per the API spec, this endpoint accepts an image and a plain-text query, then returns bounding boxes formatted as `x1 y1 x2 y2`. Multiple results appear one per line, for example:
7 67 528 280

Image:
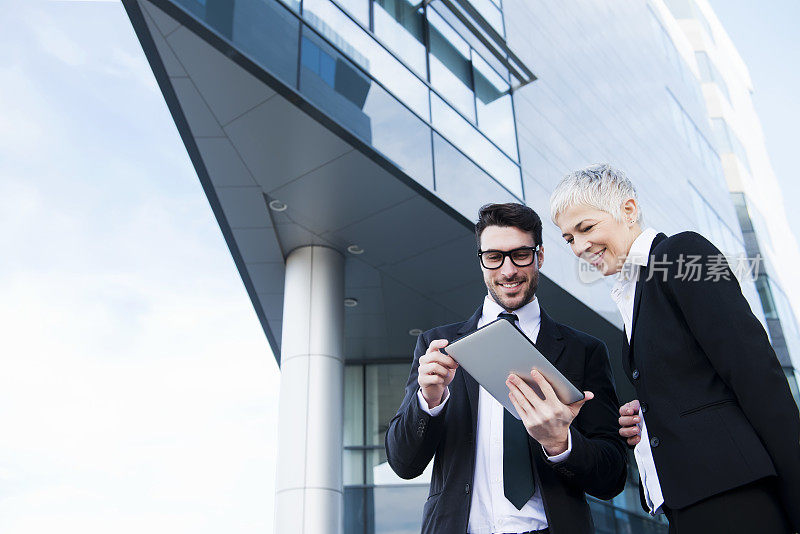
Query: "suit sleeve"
385 333 448 479
660 232 800 530
543 340 628 500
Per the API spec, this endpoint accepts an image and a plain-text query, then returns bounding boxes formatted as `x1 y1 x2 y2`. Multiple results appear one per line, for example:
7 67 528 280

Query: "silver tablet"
444 318 584 419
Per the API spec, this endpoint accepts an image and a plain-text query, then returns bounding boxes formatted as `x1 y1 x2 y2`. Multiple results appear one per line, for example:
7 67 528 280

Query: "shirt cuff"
417 387 450 416
543 429 572 463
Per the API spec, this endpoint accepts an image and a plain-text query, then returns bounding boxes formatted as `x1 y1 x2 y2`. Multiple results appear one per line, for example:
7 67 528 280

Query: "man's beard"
488 274 538 312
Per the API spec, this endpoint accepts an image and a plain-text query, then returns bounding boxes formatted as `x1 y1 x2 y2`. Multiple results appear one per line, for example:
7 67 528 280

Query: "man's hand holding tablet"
417 339 459 409
507 369 594 456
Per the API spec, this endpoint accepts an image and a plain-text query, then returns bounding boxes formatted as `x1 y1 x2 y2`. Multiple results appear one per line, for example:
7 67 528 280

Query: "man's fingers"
419 374 445 386
529 369 556 399
619 399 641 416
507 373 544 406
627 435 641 447
507 380 532 419
419 353 458 370
568 391 594 412
619 425 641 438
618 415 640 427
421 362 450 378
427 339 449 352
507 390 525 420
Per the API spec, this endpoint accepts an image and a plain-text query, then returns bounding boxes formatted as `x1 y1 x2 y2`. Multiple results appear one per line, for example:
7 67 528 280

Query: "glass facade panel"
756 277 778 319
365 364 410 445
473 53 517 158
345 449 365 485
173 0 300 88
695 51 730 102
428 8 476 121
345 365 365 445
373 485 429 533
333 0 371 27
711 117 751 172
373 0 427 77
668 90 724 184
276 0 300 12
304 0 430 120
300 28 434 189
469 0 505 38
431 94 522 198
432 132 516 217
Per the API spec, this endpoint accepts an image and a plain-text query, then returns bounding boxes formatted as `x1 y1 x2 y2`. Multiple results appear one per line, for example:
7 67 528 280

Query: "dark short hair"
475 203 543 250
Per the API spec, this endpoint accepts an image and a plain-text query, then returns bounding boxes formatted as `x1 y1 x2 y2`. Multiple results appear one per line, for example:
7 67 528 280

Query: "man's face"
479 225 544 311
554 203 636 276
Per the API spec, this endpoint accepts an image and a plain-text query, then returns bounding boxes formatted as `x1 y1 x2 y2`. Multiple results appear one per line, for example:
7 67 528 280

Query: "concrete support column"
274 246 344 534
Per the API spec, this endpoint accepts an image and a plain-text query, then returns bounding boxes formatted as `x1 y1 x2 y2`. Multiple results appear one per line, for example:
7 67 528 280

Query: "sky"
1 1 798 533
0 1 279 532
709 0 800 240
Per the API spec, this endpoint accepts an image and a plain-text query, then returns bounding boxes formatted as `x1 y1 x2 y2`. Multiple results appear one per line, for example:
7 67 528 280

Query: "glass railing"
167 0 525 209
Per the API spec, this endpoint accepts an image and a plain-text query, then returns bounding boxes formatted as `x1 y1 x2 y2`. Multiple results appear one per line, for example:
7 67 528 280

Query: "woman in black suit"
550 163 800 534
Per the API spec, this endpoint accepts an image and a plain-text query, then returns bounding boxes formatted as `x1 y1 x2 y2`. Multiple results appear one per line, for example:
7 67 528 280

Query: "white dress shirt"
610 227 665 515
417 295 572 533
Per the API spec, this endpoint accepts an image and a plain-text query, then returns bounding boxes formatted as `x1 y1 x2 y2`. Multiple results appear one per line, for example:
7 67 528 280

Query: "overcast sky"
0 1 278 532
1 1 798 533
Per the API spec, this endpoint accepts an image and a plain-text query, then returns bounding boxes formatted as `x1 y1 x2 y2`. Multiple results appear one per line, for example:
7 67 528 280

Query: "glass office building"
121 0 796 532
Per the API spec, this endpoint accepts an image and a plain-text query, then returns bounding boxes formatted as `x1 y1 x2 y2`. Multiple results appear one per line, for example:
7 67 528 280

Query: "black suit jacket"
385 306 627 534
624 231 800 529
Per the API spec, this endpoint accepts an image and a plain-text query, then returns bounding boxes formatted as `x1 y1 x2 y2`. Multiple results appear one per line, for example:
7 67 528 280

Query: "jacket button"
632 369 640 380
640 402 648 414
650 437 660 447
465 483 470 494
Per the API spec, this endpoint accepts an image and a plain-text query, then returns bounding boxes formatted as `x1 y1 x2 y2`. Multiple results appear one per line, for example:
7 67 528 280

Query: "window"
373 0 427 76
695 51 729 102
428 7 476 121
711 117 751 173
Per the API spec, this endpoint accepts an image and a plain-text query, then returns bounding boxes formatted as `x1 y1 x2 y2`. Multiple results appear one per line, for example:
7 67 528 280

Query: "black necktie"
497 312 536 509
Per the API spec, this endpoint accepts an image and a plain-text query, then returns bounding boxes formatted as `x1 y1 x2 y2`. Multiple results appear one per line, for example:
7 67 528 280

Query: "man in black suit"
552 164 800 533
385 203 627 534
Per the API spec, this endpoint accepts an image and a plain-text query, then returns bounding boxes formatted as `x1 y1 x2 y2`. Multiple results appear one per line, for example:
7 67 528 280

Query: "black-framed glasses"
477 246 540 269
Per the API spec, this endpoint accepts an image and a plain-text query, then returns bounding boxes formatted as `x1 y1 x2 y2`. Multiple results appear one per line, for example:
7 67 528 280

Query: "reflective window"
756 277 778 320
431 95 521 198
374 0 427 77
300 28 434 189
333 0 370 27
365 364 413 446
433 133 517 219
276 0 300 12
304 0 430 120
344 366 365 446
688 184 744 259
171 0 300 89
695 51 730 102
428 8 476 121
667 91 724 184
711 117 751 173
473 53 517 158
469 0 505 37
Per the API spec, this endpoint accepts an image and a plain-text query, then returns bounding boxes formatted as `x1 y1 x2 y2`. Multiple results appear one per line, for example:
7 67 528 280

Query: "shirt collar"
626 227 659 268
612 227 659 295
481 293 541 329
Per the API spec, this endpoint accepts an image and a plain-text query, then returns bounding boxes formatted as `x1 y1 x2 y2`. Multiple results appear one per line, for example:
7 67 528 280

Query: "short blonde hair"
549 164 643 224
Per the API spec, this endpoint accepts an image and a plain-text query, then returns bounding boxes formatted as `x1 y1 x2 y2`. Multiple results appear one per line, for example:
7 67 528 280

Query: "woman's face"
555 202 640 276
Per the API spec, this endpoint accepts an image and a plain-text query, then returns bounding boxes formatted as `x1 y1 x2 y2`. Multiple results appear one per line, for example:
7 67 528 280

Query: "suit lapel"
625 233 668 368
534 309 565 367
455 306 482 432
